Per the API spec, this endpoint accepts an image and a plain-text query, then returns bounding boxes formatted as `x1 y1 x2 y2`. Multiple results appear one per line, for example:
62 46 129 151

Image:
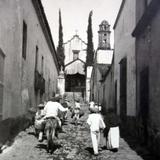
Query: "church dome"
100 20 109 26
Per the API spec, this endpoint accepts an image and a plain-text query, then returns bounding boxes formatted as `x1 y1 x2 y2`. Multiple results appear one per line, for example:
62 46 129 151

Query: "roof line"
100 54 114 82
32 0 59 72
64 34 87 45
65 58 85 67
113 0 126 29
132 0 160 37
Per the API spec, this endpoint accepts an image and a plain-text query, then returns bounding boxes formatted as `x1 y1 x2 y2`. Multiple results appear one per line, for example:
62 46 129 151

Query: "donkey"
44 117 58 153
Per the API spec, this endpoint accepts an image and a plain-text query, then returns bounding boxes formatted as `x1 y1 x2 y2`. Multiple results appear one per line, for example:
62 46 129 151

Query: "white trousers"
90 131 100 154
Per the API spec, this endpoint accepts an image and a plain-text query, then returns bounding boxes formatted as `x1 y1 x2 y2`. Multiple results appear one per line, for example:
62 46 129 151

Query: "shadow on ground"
36 143 62 154
85 147 94 155
121 134 157 160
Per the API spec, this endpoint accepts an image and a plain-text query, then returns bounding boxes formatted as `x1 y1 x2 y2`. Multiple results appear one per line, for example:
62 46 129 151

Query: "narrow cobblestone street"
0 106 156 160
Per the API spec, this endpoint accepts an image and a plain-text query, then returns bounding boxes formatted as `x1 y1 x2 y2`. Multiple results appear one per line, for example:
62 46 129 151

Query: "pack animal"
44 117 58 153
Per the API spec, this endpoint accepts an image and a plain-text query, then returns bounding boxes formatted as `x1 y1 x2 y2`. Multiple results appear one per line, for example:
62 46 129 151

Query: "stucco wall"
0 0 58 120
150 8 160 130
93 67 102 103
102 64 114 112
136 7 160 130
135 2 160 155
114 0 136 116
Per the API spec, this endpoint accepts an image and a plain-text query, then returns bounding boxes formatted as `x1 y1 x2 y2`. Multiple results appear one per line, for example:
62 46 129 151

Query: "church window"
0 49 5 120
73 50 79 60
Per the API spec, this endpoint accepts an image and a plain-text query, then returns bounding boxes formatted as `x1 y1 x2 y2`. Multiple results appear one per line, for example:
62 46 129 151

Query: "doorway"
120 58 127 121
140 66 149 144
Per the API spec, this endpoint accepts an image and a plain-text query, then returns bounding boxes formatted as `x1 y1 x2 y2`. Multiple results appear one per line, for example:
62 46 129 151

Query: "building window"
22 21 27 60
0 49 5 120
73 50 79 60
115 80 117 113
35 46 38 71
41 56 44 75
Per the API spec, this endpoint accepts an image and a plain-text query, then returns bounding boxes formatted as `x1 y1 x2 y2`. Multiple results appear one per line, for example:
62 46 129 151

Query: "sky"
41 0 122 49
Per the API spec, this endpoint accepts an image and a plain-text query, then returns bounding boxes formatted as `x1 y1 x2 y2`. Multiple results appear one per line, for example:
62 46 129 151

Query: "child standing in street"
87 107 106 156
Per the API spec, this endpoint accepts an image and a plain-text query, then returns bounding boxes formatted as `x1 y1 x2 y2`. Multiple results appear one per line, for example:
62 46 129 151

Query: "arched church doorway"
65 73 85 98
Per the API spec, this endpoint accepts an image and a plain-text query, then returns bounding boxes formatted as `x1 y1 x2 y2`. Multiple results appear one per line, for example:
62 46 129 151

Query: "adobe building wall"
102 64 114 113
136 6 160 154
0 0 58 120
114 0 136 117
149 7 160 131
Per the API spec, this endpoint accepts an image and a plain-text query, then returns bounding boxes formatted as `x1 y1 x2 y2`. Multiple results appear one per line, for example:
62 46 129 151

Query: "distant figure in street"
75 99 81 109
87 106 106 156
60 98 70 120
72 99 81 125
89 101 95 109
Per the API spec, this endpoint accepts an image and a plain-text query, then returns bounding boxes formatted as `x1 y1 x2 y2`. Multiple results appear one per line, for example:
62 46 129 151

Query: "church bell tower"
98 20 111 50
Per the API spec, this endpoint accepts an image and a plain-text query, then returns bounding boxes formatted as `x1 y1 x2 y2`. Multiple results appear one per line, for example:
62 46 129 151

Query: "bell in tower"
98 20 111 50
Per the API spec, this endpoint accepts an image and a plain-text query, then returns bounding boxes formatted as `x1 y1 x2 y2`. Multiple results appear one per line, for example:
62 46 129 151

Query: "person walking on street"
71 99 81 125
87 106 106 156
34 103 45 142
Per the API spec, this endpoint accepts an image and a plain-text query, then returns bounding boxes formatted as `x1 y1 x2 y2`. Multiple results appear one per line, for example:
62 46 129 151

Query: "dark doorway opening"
65 73 85 98
140 66 149 145
120 58 127 121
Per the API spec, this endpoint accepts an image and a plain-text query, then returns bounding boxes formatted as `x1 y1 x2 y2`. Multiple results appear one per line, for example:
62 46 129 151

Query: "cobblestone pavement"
0 106 156 160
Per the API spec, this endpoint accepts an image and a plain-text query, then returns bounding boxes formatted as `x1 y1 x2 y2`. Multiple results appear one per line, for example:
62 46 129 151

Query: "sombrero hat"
37 103 45 108
50 95 62 101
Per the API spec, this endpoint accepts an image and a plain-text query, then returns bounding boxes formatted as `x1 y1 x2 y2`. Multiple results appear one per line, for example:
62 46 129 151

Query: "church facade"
63 34 87 99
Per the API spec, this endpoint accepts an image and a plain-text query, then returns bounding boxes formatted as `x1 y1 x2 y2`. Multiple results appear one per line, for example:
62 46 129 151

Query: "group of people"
34 97 118 156
34 96 84 142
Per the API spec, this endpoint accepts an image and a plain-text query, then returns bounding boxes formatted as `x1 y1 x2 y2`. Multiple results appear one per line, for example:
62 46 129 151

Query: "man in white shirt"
43 97 68 128
87 110 106 155
38 96 68 142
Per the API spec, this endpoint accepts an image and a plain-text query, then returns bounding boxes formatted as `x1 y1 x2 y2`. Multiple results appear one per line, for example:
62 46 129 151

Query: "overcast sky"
41 0 122 49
